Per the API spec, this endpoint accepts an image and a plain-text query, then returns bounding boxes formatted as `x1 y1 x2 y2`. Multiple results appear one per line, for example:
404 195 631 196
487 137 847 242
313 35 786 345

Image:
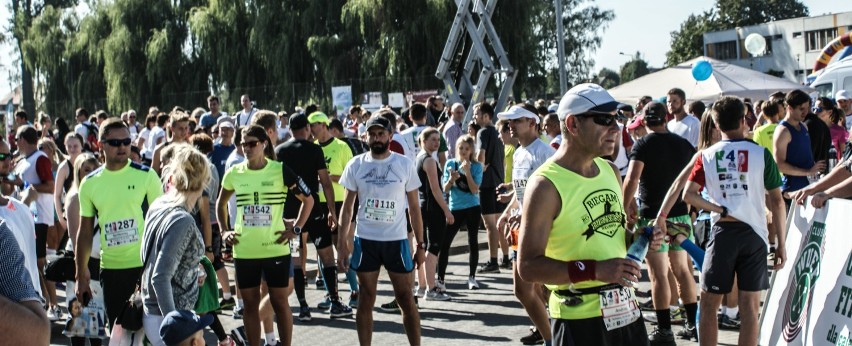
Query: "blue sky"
1 0 851 100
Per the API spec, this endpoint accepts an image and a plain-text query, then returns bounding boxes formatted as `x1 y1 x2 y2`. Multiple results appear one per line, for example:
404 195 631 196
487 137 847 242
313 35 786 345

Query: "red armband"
567 260 596 283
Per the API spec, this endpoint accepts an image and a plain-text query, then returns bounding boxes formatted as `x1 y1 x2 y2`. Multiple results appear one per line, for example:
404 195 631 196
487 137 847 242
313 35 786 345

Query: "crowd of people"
0 84 851 346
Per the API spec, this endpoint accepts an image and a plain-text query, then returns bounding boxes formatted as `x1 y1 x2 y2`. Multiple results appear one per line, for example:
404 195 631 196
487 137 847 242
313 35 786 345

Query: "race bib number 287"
103 218 138 247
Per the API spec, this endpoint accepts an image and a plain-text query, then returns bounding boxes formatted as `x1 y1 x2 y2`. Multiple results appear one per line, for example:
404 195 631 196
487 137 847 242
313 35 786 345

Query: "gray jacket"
141 202 203 316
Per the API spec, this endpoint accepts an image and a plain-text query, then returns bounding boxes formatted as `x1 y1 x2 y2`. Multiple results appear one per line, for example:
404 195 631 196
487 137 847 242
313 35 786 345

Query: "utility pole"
555 0 567 95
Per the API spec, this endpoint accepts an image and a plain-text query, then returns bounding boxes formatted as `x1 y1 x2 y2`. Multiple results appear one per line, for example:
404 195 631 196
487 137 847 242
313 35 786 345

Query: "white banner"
759 198 852 346
388 92 405 108
331 85 352 118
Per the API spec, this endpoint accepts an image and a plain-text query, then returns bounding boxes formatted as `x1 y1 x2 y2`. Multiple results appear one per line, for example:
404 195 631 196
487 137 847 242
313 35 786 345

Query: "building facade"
703 11 852 84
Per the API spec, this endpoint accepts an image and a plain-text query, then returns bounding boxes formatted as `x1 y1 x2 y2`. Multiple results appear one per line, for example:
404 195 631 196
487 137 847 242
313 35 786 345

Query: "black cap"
289 113 309 130
160 310 213 345
642 101 667 121
365 116 392 132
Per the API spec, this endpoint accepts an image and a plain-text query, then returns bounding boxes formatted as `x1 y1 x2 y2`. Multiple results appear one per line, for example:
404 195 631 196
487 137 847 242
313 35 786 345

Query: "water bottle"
828 145 838 172
626 226 653 265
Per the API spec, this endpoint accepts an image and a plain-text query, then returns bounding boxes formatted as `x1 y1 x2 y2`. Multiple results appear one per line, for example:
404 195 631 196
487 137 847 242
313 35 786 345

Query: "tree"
595 68 620 89
666 0 809 66
619 52 650 84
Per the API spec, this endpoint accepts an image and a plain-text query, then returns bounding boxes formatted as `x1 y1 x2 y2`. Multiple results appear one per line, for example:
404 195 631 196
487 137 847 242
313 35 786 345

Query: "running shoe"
468 276 479 290
348 291 359 308
47 305 63 321
477 261 500 274
218 336 236 346
413 286 427 298
676 324 697 341
648 328 676 346
219 297 235 310
718 314 741 329
639 299 655 311
380 299 400 313
671 307 687 324
328 300 354 318
230 326 247 346
232 306 244 319
520 327 544 345
315 276 325 290
425 288 450 301
435 278 447 291
317 295 331 310
298 306 312 322
499 258 512 269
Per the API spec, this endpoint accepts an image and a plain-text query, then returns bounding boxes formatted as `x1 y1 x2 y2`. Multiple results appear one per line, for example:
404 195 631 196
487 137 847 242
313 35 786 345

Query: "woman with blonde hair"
140 143 211 346
439 134 483 290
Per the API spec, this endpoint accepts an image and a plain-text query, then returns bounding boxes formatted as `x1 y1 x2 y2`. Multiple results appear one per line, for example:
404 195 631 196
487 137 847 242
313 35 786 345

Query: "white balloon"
744 33 767 56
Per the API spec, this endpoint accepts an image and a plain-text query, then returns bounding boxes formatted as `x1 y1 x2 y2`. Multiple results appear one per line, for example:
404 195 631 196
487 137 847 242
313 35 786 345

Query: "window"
793 32 802 38
709 41 738 60
814 83 833 98
806 28 838 51
764 36 773 56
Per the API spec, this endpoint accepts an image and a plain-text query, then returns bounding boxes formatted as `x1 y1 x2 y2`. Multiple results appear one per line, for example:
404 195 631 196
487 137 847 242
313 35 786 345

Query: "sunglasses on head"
241 140 261 148
812 106 824 113
0 153 11 160
576 112 617 127
104 138 132 147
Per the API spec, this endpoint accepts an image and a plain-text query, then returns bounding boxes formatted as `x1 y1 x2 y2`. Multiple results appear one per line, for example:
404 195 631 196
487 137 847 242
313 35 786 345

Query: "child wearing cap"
159 310 211 346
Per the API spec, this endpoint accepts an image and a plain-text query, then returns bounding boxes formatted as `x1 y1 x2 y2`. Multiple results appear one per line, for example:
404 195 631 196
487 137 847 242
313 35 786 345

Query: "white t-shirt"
400 124 428 159
845 113 852 132
145 126 166 158
0 198 41 296
277 127 290 142
232 109 257 128
667 115 701 147
74 121 95 138
512 139 555 208
339 153 421 241
548 134 562 150
392 132 415 161
15 151 54 226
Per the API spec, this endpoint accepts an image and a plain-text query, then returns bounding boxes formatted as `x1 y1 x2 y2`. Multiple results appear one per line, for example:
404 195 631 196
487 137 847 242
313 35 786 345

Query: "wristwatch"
293 226 302 235
417 242 427 250
205 246 214 253
720 206 729 218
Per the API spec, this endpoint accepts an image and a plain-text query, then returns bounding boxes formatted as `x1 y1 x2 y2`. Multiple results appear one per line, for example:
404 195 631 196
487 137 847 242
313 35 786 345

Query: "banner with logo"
331 85 352 118
759 198 852 346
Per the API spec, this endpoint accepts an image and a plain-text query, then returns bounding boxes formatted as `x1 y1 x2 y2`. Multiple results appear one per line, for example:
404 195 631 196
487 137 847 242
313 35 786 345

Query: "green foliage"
595 68 620 89
10 0 614 118
619 52 650 84
666 0 809 67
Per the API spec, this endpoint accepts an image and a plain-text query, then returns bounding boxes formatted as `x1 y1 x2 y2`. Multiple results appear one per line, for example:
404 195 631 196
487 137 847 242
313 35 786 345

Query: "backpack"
84 123 100 152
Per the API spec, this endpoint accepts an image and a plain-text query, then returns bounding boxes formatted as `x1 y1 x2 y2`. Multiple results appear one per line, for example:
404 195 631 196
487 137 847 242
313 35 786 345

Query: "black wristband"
720 206 729 218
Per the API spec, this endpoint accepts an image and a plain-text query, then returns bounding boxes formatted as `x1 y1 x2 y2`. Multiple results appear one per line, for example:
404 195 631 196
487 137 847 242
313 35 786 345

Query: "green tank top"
534 157 629 319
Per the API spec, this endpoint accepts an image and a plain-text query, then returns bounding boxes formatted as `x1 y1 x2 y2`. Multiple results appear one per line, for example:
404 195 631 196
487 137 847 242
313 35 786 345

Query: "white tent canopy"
608 57 814 105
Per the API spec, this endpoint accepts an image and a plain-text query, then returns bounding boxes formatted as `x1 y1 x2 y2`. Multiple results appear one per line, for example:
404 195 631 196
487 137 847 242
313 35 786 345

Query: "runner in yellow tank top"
518 84 663 346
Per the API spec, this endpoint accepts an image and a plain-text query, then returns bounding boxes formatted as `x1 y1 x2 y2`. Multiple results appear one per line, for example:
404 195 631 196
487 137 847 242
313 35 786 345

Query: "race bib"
242 204 272 227
103 218 138 247
599 286 641 331
364 198 396 223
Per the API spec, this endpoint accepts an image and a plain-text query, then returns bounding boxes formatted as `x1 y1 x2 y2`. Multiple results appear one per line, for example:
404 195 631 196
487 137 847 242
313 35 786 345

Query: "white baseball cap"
836 90 851 101
497 105 540 124
556 83 619 120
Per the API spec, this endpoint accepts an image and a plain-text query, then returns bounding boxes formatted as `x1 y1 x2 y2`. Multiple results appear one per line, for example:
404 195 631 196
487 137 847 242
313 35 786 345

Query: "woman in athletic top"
440 134 484 290
217 125 314 346
416 128 454 301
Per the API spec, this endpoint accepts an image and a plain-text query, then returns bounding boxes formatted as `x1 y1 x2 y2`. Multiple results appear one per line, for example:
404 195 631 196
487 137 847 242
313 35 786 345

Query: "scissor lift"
435 0 517 127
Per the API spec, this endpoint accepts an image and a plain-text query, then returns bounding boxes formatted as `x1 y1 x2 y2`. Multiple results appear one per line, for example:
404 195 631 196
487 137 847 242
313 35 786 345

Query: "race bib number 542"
364 198 396 223
242 204 272 227
103 218 138 247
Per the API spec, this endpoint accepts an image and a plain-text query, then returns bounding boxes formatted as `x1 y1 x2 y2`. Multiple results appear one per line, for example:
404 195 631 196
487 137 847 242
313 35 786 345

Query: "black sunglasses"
0 153 11 160
576 113 617 127
104 138 133 147
241 140 261 148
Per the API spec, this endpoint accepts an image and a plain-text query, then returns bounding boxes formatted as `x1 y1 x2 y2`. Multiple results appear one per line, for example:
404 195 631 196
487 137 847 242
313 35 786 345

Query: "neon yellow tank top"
534 157 629 319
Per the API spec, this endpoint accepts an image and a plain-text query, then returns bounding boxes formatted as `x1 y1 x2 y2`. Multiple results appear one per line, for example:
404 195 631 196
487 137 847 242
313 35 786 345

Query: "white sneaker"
414 287 427 298
47 305 62 321
425 288 450 301
468 277 479 290
435 278 447 291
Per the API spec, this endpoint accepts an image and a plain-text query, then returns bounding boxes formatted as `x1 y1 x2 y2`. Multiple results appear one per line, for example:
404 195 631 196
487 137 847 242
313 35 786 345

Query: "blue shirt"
0 220 42 303
442 159 482 210
210 144 236 182
779 121 814 193
198 112 222 129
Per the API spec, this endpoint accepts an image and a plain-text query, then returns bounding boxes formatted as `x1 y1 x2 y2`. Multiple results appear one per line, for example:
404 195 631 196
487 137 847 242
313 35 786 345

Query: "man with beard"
666 88 700 148
337 115 425 345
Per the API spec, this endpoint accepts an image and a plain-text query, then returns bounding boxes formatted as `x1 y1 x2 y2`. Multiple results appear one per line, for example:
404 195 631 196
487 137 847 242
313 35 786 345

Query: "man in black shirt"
329 118 369 156
622 102 698 343
473 102 509 273
803 100 831 174
275 113 353 319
